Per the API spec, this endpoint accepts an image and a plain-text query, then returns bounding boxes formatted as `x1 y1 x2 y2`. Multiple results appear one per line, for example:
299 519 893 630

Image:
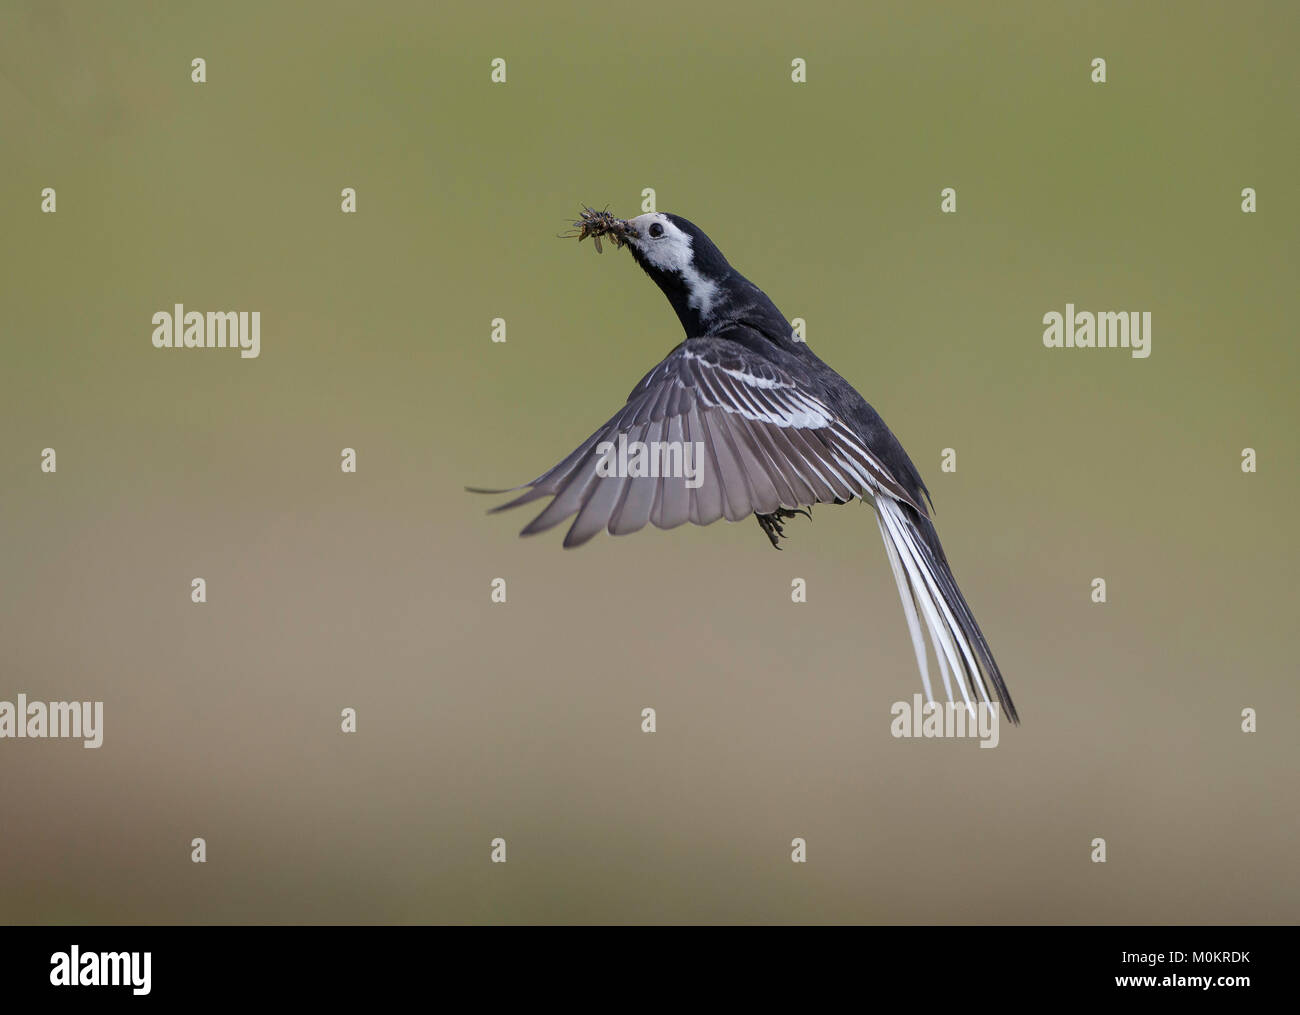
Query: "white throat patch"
629 213 721 319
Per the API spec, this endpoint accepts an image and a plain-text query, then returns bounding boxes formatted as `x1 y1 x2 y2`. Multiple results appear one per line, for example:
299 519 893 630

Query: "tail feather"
874 497 1019 725
875 512 936 704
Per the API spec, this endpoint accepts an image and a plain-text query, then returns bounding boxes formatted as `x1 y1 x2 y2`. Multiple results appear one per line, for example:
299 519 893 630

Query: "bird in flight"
473 208 1018 724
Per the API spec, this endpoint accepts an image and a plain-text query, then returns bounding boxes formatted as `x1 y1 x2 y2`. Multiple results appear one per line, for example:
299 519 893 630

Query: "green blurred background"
1 0 1296 923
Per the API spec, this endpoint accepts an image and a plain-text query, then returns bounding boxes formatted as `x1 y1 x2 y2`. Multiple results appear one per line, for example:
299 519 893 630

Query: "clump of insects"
561 206 635 253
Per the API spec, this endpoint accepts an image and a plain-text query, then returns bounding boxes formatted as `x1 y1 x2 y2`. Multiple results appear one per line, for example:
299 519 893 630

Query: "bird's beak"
609 216 638 246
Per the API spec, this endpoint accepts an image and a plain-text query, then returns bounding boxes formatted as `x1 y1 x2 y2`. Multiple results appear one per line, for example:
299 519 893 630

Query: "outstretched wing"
473 335 1018 722
477 337 927 548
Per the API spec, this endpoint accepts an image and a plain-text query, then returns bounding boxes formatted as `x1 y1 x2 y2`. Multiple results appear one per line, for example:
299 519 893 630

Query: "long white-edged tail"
874 496 1019 724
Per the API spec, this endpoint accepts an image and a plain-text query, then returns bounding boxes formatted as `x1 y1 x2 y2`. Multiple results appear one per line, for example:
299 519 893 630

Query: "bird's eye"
648 222 664 238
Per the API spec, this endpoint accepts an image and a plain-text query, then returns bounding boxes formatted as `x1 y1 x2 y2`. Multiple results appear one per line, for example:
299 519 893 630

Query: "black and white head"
620 213 751 337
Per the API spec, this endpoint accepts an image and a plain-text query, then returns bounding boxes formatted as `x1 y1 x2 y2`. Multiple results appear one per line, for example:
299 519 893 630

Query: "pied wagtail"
472 209 1019 724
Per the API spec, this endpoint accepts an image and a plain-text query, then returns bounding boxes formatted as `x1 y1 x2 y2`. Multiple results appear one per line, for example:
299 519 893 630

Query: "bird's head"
566 207 789 341
619 212 739 336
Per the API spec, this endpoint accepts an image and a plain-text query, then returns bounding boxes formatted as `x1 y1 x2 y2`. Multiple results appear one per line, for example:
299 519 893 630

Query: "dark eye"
648 222 664 238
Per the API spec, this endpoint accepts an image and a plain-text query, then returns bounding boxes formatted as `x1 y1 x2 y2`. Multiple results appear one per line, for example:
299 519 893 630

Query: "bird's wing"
478 338 927 548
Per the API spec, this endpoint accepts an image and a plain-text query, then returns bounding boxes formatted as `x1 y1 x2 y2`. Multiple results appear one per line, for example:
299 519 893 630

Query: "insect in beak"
560 206 636 254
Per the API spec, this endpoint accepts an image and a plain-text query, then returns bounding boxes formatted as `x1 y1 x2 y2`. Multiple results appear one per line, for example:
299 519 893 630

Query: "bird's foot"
755 507 812 549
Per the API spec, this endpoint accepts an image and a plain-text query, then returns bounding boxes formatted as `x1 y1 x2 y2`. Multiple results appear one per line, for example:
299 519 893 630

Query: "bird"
472 209 1019 724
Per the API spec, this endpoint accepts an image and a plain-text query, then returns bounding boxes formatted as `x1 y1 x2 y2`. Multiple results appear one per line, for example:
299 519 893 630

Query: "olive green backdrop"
1 0 1296 923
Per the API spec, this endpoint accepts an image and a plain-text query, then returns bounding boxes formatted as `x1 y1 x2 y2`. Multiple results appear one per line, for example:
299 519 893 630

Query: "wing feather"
476 337 916 545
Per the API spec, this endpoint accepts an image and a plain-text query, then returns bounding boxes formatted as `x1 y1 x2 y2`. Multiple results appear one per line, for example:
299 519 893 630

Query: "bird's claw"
755 507 812 549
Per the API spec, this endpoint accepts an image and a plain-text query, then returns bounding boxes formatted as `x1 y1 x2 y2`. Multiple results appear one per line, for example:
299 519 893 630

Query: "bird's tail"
873 496 1019 725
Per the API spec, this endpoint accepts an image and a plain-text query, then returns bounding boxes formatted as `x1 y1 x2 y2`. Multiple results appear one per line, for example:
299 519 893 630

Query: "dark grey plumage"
486 338 920 547
473 211 1019 724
